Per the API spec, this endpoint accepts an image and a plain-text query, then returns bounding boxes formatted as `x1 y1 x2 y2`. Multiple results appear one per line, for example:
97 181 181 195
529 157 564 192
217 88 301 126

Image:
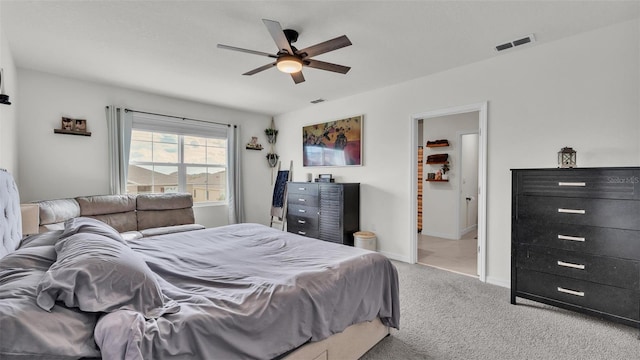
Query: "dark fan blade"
217 44 278 58
243 63 276 76
262 19 294 55
297 35 352 58
291 71 305 84
305 59 350 74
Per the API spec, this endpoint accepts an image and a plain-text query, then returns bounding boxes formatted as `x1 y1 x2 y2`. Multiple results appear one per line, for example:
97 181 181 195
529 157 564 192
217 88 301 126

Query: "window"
127 129 227 203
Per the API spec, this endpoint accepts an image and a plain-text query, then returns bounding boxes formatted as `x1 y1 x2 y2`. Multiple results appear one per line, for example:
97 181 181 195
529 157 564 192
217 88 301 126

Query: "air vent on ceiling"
495 34 536 52
310 98 325 104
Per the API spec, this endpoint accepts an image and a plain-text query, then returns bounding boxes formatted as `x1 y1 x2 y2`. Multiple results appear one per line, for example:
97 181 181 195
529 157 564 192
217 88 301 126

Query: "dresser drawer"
517 269 639 321
517 196 640 230
516 169 640 200
287 193 319 207
516 244 640 289
515 220 640 260
286 222 319 238
287 214 319 229
287 204 319 218
287 183 319 196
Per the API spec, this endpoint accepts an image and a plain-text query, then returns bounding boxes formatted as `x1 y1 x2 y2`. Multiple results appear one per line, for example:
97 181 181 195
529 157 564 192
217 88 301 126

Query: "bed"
0 170 400 359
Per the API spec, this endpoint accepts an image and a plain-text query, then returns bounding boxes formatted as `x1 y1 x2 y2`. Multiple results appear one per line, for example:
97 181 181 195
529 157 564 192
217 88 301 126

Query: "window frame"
127 127 228 206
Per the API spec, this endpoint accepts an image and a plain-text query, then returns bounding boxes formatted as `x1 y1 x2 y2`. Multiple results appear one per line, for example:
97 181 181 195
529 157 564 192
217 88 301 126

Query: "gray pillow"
19 230 63 249
36 232 179 319
60 216 125 244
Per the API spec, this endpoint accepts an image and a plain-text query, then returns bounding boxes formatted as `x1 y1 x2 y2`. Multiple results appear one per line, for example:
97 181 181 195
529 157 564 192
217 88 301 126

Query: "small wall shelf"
426 161 449 165
426 139 449 147
54 129 92 137
426 179 449 182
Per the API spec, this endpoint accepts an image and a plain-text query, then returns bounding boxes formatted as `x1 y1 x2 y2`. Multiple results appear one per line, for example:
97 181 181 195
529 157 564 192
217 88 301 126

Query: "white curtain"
105 106 132 195
227 125 244 224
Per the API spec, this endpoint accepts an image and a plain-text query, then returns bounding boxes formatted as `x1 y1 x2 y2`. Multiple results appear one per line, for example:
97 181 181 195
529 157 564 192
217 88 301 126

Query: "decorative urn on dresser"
511 167 640 330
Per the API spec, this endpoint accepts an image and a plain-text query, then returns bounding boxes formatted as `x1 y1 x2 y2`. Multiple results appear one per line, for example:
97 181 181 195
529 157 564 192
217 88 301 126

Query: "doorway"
410 102 487 281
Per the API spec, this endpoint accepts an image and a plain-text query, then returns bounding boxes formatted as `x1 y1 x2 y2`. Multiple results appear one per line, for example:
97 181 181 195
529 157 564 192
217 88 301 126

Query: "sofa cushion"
136 193 193 211
137 208 195 231
84 213 137 233
75 194 137 233
136 193 195 231
37 198 80 226
76 195 136 215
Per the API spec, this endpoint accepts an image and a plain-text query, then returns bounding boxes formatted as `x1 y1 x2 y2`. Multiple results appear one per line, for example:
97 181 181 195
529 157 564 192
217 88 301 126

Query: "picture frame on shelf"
73 119 87 132
55 117 92 136
61 117 74 131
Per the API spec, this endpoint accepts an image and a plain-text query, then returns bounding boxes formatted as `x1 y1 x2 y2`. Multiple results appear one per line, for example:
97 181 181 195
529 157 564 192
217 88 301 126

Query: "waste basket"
354 231 376 251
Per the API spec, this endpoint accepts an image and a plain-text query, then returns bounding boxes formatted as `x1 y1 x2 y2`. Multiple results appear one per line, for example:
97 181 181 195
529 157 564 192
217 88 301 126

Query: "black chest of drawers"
286 182 360 245
511 167 640 329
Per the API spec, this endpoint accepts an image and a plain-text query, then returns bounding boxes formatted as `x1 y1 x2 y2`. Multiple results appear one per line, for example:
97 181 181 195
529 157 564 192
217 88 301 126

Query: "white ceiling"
2 1 639 116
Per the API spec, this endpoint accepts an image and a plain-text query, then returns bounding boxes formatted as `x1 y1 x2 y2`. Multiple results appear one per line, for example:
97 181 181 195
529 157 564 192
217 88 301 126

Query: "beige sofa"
35 193 204 240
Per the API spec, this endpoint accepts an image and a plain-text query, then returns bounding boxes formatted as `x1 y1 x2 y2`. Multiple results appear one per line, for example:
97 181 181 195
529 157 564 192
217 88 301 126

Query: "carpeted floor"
361 261 639 360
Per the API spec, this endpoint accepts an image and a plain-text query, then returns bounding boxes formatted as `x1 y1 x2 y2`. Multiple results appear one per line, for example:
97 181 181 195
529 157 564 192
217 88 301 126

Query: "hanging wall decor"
265 117 279 168
266 152 279 168
302 115 362 167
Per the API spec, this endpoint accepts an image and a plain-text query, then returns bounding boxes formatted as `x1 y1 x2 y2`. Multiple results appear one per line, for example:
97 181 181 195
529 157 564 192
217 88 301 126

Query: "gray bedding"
0 222 399 359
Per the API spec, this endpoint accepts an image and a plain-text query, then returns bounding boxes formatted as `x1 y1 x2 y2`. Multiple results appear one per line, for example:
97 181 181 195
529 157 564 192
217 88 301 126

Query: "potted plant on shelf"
441 164 450 180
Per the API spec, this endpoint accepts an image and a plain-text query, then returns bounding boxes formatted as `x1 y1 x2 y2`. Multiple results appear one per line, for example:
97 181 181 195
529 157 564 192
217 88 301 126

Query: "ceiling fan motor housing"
283 29 299 44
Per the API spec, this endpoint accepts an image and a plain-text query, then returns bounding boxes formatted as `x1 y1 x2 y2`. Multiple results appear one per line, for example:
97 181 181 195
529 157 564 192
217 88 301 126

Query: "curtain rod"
121 108 235 128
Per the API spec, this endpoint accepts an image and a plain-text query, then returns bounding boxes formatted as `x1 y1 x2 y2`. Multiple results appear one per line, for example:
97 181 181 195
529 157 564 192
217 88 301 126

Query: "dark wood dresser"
286 182 360 245
511 167 640 329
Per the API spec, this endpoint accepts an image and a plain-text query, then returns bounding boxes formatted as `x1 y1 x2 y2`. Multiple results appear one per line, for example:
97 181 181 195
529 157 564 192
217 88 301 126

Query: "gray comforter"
1 223 399 359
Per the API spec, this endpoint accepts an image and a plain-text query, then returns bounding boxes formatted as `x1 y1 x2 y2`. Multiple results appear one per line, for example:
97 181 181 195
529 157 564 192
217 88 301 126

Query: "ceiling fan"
217 19 352 84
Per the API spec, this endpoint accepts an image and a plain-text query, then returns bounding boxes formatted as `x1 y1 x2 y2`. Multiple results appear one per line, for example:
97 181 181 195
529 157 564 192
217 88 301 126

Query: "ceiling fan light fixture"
276 56 303 73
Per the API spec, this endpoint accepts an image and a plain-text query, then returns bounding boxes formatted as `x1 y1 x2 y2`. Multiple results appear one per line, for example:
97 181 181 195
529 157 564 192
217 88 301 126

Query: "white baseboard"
460 224 478 237
421 230 458 240
378 250 411 263
486 276 510 289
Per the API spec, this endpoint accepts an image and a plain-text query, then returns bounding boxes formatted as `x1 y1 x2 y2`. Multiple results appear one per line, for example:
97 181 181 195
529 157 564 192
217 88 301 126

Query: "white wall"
0 17 18 178
276 19 640 286
16 69 274 227
422 112 478 239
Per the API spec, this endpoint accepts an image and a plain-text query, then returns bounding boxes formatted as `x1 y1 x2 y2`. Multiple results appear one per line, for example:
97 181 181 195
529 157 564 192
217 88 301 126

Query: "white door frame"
409 102 488 282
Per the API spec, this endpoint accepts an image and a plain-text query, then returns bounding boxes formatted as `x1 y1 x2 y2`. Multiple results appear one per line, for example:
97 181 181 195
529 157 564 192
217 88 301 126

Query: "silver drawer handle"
298 198 306 202
298 187 306 191
298 231 306 235
298 209 306 213
557 260 585 270
558 208 586 214
558 234 585 242
298 219 306 224
557 287 584 297
558 182 586 187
